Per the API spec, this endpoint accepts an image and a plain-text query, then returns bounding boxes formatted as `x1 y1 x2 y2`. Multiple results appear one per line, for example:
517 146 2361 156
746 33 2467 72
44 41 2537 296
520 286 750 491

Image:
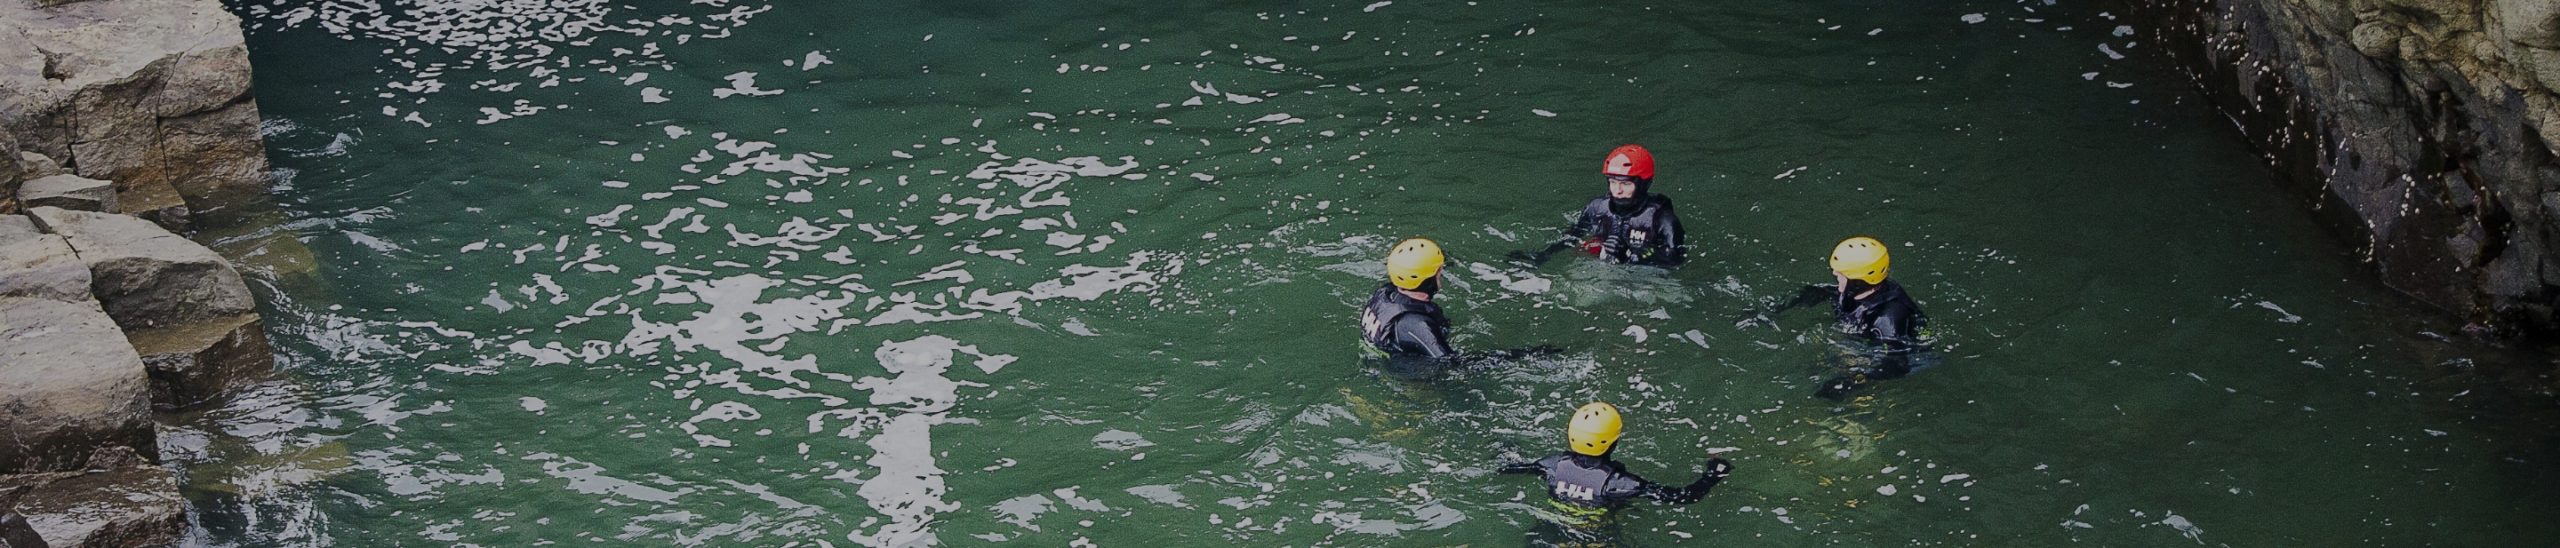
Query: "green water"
182 0 2559 545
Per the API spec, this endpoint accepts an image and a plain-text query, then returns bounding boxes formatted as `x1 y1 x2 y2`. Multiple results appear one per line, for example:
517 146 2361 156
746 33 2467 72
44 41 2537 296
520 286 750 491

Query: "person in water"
1511 144 1687 267
1360 237 1556 378
1362 237 1460 362
1775 236 1932 400
1498 402 1732 543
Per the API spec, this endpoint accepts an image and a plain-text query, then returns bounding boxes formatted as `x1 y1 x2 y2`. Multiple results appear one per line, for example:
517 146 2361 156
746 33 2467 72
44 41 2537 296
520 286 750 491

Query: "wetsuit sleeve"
1566 200 1603 239
1659 210 1686 265
1774 284 1840 313
1634 458 1733 505
1391 314 1455 359
1499 454 1556 475
1514 203 1600 265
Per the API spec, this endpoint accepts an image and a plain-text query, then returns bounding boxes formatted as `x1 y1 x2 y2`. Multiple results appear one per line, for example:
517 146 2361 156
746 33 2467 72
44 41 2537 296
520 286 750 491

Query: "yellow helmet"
1829 237 1890 285
1567 402 1623 456
1386 238 1446 290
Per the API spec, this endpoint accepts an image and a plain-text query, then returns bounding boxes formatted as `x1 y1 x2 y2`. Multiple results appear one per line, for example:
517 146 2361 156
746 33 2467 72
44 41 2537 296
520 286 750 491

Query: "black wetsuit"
1500 453 1730 509
1788 280 1930 398
1836 279 1926 349
1568 195 1685 266
1361 283 1455 359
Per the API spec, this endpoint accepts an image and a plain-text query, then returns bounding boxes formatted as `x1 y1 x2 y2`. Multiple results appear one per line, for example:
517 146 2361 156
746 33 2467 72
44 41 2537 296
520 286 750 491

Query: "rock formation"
2120 0 2560 333
0 448 183 547
27 207 253 331
1 0 271 229
5 0 285 545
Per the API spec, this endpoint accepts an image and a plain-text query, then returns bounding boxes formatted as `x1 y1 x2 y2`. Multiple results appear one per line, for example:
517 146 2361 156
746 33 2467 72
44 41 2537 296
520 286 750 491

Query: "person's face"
1834 270 1849 287
1608 177 1640 199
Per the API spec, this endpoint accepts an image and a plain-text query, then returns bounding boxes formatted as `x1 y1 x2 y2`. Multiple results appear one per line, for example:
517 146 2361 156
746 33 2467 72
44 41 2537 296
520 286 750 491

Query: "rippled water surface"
187 0 2560 545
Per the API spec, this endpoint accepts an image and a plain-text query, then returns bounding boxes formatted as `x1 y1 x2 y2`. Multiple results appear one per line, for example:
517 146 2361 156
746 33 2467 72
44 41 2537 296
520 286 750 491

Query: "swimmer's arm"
1509 204 1603 265
1640 458 1734 505
1498 454 1557 475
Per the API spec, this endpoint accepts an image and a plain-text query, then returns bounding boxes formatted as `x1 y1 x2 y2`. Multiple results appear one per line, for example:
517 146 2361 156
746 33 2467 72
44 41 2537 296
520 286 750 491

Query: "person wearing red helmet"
1510 144 1688 267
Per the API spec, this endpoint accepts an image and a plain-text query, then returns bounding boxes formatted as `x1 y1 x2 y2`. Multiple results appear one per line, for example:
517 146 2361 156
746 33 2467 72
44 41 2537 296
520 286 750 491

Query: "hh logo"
1360 309 1385 342
1552 481 1596 502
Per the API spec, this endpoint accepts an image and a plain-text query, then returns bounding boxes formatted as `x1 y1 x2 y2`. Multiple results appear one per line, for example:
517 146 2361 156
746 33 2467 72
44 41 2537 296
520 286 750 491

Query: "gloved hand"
1704 457 1734 479
1505 249 1545 265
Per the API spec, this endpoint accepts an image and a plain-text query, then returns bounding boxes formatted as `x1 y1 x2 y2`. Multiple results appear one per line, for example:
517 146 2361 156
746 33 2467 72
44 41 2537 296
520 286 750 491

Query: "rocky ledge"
1 0 269 227
2118 0 2560 335
3 0 282 545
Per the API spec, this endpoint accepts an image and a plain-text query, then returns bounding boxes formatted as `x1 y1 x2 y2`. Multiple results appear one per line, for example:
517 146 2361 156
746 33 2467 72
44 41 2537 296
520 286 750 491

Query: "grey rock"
0 0 273 217
15 152 65 182
26 207 251 330
15 175 116 213
0 129 17 216
2498 0 2560 49
0 217 33 245
0 219 92 304
113 179 186 232
0 447 182 548
0 297 154 475
128 312 268 411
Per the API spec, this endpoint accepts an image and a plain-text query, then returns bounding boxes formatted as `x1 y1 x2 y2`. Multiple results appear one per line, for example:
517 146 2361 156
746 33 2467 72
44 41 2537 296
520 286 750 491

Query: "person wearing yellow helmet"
1361 238 1459 362
1498 402 1732 539
1767 236 1931 399
1508 144 1688 267
1360 238 1565 379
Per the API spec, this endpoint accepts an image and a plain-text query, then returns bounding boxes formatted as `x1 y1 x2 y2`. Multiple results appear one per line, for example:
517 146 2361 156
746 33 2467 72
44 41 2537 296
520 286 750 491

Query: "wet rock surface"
128 312 268 411
2119 0 2560 334
0 448 182 548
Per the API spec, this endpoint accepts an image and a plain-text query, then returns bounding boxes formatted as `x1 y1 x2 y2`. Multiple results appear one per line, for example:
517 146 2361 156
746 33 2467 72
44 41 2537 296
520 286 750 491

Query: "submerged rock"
0 447 182 548
16 175 116 213
0 297 154 475
26 207 253 330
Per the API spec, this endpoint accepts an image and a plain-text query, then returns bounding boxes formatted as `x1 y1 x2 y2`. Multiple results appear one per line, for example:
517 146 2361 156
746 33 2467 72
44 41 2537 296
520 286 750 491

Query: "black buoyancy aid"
1360 283 1448 355
1577 195 1681 265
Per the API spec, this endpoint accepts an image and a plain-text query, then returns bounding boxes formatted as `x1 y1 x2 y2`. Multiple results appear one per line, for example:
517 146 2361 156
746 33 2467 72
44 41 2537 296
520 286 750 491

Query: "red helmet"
1601 144 1654 180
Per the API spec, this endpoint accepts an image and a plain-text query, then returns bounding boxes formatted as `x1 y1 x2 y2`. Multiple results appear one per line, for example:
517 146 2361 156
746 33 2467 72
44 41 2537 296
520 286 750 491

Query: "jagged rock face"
0 297 155 475
0 0 271 228
26 207 252 331
2124 0 2560 333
